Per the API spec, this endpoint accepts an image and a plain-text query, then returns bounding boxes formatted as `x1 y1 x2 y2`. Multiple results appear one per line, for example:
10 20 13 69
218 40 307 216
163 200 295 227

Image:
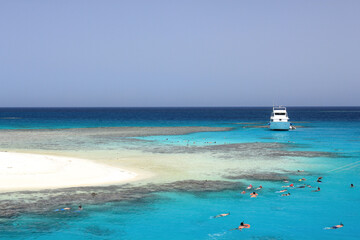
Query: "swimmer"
283 180 289 183
78 205 83 211
255 186 263 190
281 193 291 196
297 185 306 188
317 177 323 183
351 184 354 188
250 192 258 198
324 223 344 230
297 170 304 172
282 183 294 188
230 221 250 231
246 184 253 190
312 187 320 192
54 207 71 212
299 178 306 181
212 212 230 218
241 190 246 194
276 189 287 193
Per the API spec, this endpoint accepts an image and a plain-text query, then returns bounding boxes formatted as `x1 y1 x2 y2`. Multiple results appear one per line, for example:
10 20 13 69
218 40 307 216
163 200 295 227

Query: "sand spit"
0 152 138 192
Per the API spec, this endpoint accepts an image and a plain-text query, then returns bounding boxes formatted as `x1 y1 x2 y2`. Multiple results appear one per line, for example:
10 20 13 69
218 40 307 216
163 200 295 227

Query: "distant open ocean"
0 107 359 240
1 107 360 129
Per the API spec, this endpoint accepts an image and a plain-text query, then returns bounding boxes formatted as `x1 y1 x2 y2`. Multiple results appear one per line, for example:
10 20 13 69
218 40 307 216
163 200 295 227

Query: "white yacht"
269 106 291 130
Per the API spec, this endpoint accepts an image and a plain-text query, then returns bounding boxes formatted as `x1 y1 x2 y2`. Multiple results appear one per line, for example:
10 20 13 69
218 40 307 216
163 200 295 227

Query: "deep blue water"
1 107 360 129
0 107 359 239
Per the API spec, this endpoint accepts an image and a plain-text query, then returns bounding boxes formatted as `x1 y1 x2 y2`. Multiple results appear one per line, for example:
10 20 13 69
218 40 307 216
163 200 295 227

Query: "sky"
1 0 359 107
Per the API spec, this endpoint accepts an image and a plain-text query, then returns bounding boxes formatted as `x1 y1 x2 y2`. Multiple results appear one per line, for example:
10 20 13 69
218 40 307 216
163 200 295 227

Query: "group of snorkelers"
220 174 353 231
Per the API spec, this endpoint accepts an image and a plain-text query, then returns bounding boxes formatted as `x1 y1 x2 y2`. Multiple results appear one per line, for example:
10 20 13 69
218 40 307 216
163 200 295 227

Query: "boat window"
275 113 286 115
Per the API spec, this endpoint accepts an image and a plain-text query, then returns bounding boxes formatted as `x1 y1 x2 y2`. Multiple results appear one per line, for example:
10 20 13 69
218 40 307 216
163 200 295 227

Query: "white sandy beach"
0 152 138 192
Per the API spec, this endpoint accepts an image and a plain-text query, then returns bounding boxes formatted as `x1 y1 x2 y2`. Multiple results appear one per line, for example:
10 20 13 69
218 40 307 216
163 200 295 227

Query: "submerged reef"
127 142 339 159
0 180 243 218
0 127 232 150
223 169 319 181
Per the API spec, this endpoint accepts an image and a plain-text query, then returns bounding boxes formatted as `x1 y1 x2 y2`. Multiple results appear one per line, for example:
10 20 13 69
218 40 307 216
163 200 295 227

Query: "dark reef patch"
223 171 288 181
0 126 232 151
0 180 243 219
129 142 339 159
223 169 319 182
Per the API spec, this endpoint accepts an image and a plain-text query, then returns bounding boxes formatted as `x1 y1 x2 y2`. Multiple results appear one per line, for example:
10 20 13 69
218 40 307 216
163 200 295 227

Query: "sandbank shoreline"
0 152 143 193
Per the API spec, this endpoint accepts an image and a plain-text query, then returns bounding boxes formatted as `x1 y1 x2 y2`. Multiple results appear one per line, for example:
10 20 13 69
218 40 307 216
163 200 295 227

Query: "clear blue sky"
1 1 359 107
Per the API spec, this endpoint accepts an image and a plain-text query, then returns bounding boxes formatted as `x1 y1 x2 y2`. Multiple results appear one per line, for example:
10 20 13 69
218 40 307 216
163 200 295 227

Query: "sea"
0 107 359 240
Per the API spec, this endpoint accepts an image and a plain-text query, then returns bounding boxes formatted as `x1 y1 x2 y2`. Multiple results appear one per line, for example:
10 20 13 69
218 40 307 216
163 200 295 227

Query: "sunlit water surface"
0 107 359 239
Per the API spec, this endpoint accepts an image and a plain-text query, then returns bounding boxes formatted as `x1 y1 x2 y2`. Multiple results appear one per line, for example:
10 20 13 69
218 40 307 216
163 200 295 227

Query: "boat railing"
273 106 286 111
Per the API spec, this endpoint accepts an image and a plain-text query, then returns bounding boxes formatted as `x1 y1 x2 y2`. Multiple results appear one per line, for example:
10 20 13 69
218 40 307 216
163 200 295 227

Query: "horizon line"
1 106 360 108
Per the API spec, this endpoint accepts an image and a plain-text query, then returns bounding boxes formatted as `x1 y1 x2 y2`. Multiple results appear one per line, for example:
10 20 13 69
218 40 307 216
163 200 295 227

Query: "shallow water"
0 107 359 239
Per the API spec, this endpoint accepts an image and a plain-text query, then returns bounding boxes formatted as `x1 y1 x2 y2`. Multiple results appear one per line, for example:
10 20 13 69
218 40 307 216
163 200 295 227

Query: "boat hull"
270 122 290 130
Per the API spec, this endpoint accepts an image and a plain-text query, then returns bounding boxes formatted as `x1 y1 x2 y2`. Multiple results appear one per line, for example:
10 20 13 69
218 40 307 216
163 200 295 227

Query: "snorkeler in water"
212 213 230 218
213 212 230 218
230 221 251 231
250 192 258 198
282 183 294 188
54 207 71 212
324 223 344 230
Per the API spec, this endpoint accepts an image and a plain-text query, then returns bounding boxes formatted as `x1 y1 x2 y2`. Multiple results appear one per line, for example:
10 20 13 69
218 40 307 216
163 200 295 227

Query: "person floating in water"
282 183 294 188
250 192 258 198
317 177 323 183
312 187 320 192
324 223 344 230
246 184 253 190
230 221 251 231
281 193 291 196
212 212 230 218
54 207 71 212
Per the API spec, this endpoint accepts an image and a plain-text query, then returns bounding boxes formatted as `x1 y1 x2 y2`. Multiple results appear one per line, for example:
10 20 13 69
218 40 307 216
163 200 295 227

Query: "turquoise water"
0 108 359 239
